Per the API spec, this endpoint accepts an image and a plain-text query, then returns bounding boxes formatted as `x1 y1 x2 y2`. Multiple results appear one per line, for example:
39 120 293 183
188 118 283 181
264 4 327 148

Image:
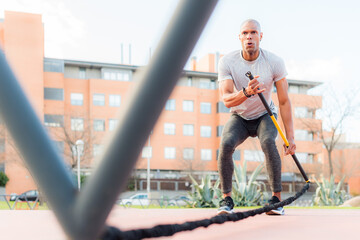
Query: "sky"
1 0 360 142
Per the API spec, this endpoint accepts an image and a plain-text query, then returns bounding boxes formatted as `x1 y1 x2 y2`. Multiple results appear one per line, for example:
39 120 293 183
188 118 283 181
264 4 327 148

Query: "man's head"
239 19 263 59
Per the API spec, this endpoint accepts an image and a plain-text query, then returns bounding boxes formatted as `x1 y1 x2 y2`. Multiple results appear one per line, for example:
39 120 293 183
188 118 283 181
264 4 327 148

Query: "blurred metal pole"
147 134 151 195
74 0 218 239
0 51 76 236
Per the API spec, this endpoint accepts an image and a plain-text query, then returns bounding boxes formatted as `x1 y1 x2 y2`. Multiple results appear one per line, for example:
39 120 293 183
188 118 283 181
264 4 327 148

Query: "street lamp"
75 139 84 190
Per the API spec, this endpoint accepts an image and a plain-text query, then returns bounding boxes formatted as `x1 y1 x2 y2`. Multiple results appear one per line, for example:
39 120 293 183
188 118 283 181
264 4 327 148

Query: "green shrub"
188 174 221 208
312 175 346 206
187 161 267 208
232 160 268 206
0 172 9 187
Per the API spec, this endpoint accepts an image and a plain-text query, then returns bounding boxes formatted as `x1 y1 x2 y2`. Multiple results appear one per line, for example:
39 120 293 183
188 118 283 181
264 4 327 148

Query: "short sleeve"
272 57 288 82
217 57 233 82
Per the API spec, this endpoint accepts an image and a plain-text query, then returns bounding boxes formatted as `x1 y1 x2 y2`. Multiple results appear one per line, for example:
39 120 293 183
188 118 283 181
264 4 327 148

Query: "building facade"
2 11 350 196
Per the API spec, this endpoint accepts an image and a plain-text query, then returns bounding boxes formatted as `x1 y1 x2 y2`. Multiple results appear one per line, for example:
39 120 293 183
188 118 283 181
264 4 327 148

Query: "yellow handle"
270 115 289 147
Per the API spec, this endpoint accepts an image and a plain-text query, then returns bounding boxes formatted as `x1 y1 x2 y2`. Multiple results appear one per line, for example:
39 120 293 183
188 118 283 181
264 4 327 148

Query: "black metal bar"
0 48 77 235
73 1 219 239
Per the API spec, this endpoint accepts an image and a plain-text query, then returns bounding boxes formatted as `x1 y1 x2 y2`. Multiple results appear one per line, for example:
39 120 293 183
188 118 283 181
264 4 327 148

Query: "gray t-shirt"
218 48 287 120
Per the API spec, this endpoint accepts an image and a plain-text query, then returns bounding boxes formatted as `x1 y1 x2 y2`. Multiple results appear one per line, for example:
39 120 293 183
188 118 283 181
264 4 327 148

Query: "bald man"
216 19 296 215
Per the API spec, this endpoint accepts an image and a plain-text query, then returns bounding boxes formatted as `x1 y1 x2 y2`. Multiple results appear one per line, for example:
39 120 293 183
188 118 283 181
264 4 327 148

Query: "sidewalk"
0 207 359 239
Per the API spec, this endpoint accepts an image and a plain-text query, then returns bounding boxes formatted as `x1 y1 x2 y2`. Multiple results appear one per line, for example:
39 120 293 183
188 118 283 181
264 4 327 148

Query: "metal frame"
0 0 218 239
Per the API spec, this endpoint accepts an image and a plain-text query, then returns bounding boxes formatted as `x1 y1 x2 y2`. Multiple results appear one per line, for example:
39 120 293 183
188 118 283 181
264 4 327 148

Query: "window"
44 114 64 127
295 130 313 141
44 88 64 101
109 119 119 131
93 94 105 106
288 85 299 94
183 100 194 112
217 102 230 113
199 79 211 89
244 150 264 162
109 95 121 107
79 67 86 79
183 148 194 160
44 58 64 73
165 99 176 111
164 147 176 159
71 118 84 131
201 149 212 161
94 119 105 131
200 102 211 114
200 126 211 138
142 146 152 158
217 125 224 137
187 77 192 87
295 107 313 118
210 80 216 89
164 123 176 135
93 144 104 157
0 163 4 173
233 150 240 161
102 68 132 81
0 139 5 153
71 93 83 106
183 124 194 136
296 153 314 164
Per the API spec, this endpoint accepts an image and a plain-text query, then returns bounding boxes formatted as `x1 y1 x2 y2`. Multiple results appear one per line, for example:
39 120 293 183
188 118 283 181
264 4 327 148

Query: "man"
217 19 296 215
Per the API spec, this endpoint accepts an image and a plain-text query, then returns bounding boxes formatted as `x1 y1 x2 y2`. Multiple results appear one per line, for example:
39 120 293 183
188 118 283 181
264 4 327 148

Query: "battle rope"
101 182 309 240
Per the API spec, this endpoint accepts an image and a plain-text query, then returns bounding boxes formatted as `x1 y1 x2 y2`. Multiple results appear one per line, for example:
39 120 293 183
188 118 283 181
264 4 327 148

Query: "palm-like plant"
188 174 221 208
313 175 346 206
232 160 267 206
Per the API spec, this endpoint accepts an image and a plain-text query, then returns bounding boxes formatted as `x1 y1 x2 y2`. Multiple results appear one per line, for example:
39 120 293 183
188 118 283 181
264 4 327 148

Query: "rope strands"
101 182 310 240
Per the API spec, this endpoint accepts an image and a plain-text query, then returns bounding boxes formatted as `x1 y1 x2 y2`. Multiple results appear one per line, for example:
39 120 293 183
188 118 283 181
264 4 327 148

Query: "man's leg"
257 114 284 215
217 114 249 215
218 114 249 196
257 114 282 196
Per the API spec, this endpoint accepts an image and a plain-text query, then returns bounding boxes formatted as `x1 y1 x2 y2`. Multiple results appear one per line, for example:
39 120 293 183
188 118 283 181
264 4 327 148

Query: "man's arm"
275 78 296 155
220 77 265 108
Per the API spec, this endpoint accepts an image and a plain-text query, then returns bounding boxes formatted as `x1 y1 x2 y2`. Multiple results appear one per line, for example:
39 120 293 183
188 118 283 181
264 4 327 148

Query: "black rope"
101 182 310 240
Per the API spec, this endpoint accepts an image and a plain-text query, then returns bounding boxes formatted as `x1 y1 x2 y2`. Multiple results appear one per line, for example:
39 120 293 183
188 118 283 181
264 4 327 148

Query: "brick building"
2 11 357 195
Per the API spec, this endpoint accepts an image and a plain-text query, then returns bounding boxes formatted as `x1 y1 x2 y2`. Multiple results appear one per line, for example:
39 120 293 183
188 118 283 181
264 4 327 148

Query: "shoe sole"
217 209 234 215
266 209 284 215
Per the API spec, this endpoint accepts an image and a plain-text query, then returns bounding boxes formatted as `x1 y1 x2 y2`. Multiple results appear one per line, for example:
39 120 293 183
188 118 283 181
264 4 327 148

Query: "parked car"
120 193 149 207
169 196 190 207
10 190 39 201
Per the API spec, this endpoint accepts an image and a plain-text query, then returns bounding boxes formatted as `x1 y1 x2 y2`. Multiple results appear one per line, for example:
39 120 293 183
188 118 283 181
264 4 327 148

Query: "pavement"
0 206 359 239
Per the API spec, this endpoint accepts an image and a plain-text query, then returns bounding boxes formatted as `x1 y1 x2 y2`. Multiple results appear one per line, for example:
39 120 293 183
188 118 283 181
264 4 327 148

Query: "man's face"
239 22 263 54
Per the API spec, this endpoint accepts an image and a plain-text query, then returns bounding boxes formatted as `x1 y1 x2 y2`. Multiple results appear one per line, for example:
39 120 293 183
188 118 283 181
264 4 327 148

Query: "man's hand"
283 138 296 155
245 75 265 95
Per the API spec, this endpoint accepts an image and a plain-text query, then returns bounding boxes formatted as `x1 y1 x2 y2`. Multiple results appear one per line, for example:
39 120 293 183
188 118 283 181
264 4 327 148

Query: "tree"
176 147 206 182
0 171 9 187
303 85 360 177
49 112 98 170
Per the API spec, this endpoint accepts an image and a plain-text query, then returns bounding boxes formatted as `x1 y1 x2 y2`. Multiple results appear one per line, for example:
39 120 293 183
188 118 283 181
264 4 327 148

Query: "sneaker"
217 196 234 215
266 196 285 215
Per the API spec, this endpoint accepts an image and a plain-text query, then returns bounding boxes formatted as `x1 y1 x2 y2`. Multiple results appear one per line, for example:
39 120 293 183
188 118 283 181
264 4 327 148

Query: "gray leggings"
218 113 282 194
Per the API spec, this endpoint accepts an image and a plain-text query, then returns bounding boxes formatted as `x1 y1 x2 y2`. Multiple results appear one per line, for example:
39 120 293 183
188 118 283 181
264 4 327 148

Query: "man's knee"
220 137 237 153
260 136 276 150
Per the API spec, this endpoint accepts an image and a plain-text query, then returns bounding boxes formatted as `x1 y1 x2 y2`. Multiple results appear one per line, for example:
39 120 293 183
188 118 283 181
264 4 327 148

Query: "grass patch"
0 201 49 210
